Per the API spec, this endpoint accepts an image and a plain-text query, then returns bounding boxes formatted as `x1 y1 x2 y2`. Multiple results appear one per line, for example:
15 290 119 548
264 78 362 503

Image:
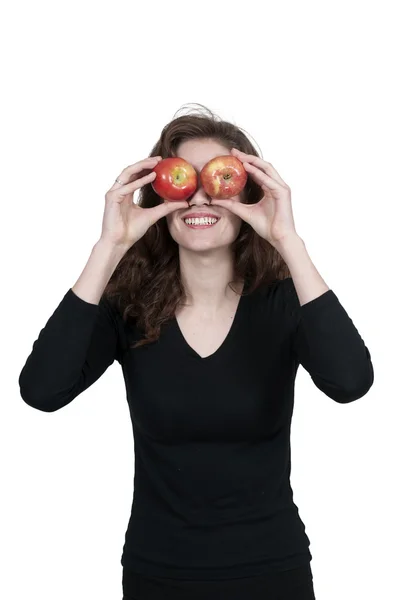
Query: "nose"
187 181 212 206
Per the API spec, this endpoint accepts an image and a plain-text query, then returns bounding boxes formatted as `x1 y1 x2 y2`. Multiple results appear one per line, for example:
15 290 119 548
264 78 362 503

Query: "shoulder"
250 276 296 304
245 276 299 320
99 293 131 356
100 292 140 355
277 276 300 314
99 293 120 324
261 277 303 324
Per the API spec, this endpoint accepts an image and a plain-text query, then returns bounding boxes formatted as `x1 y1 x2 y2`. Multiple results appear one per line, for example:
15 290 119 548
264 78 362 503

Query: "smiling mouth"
183 217 220 229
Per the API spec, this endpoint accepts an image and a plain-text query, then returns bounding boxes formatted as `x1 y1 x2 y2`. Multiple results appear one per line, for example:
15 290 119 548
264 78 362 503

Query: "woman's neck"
178 248 243 313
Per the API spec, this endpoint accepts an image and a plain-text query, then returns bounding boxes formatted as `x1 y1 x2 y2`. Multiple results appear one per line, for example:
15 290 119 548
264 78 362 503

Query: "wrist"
95 237 130 257
273 233 305 255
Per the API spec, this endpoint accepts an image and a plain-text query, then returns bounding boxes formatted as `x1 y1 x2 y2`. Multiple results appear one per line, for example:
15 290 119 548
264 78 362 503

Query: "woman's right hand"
99 156 187 251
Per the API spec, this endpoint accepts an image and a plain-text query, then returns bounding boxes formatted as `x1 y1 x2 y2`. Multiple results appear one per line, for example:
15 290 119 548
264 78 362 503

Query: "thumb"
210 198 249 221
148 199 188 223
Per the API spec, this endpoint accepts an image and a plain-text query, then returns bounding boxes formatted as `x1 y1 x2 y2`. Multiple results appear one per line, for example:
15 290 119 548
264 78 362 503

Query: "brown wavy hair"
104 103 291 349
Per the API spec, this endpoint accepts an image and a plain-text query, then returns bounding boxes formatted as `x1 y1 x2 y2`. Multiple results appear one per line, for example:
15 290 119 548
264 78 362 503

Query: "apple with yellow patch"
200 155 247 199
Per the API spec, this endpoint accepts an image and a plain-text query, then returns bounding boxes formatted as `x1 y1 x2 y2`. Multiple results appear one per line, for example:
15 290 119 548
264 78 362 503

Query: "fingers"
108 156 162 194
112 170 158 200
231 148 287 187
242 162 281 191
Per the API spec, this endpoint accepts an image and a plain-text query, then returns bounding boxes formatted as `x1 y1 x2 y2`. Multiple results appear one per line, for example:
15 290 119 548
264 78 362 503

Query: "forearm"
275 234 374 401
71 239 128 305
274 234 330 306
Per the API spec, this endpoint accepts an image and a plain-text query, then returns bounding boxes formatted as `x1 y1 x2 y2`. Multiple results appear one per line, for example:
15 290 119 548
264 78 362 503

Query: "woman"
19 104 374 600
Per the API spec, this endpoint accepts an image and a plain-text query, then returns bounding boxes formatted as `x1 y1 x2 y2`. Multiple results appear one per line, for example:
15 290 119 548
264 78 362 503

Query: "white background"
1 0 396 598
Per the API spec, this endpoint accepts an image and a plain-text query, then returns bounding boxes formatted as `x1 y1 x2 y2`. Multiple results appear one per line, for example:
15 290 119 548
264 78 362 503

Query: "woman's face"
165 138 244 253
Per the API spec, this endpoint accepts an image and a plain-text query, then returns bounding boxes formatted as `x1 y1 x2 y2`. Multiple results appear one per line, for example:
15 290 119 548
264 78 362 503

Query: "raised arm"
283 276 374 403
18 240 128 412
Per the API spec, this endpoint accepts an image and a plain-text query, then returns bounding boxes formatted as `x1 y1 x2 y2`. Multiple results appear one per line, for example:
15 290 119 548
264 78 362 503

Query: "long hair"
104 103 291 349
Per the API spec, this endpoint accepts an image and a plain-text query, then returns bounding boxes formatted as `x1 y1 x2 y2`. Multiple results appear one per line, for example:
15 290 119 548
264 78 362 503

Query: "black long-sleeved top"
18 277 374 589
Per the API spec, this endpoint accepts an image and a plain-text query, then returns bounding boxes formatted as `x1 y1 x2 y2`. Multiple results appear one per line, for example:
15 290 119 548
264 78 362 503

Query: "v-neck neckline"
172 280 248 363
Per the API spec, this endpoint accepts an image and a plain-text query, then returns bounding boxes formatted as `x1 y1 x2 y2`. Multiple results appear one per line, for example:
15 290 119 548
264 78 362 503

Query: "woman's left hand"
210 148 298 247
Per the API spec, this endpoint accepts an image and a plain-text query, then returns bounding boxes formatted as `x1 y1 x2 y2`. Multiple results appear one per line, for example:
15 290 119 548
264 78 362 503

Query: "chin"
178 239 232 253
170 230 241 254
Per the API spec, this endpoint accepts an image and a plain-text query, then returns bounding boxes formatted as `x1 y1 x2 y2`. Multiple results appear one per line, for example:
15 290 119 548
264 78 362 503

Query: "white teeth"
184 217 218 225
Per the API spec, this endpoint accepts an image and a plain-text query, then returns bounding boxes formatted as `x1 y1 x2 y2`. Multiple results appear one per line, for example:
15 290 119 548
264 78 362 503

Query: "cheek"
165 214 174 232
166 215 183 242
219 212 242 236
232 215 243 234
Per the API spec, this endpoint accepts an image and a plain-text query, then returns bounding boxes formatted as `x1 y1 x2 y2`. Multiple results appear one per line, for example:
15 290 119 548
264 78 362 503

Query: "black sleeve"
18 288 123 412
283 277 374 403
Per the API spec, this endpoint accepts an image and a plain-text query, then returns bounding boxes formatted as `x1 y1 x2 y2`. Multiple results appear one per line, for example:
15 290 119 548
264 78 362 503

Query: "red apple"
200 155 247 199
151 157 197 202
